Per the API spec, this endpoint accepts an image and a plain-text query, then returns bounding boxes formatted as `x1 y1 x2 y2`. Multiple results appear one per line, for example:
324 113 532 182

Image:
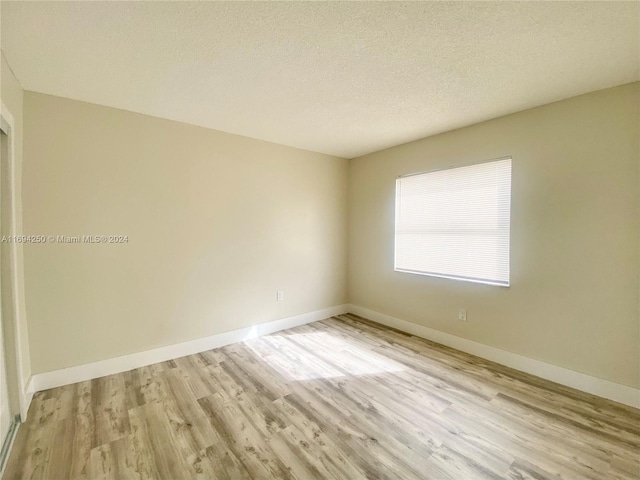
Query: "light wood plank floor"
3 314 639 480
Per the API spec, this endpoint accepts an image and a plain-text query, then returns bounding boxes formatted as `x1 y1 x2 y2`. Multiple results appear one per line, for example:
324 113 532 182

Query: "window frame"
394 157 512 287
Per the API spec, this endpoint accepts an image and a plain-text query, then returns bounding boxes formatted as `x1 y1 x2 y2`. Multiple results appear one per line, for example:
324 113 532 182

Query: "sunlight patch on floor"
245 331 405 381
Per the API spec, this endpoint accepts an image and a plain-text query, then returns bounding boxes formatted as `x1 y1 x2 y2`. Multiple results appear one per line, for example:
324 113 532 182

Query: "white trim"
347 304 640 409
0 414 19 478
0 101 30 421
23 377 34 407
29 304 349 392
25 302 640 408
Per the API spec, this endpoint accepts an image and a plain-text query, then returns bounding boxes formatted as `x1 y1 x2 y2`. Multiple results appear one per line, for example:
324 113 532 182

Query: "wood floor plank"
197 393 295 480
283 384 441 480
128 402 189 479
270 397 370 480
2 395 58 480
122 412 161 480
279 392 423 480
88 438 130 480
160 369 219 452
3 314 639 480
91 375 130 449
185 444 251 480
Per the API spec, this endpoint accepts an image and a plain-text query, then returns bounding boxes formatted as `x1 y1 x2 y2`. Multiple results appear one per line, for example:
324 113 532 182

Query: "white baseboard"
347 304 640 409
22 377 34 419
28 304 349 394
24 303 639 410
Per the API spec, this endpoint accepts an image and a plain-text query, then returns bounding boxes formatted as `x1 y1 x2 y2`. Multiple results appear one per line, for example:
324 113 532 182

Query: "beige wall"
0 53 31 389
23 92 348 374
348 83 640 388
18 82 640 389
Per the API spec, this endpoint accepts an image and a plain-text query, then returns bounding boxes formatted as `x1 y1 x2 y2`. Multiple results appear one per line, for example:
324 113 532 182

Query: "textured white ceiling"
1 1 638 158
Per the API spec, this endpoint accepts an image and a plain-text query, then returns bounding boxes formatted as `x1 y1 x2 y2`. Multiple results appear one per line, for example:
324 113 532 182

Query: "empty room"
0 1 638 479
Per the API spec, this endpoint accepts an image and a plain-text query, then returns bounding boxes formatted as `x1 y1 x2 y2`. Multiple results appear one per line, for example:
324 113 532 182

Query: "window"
394 158 512 286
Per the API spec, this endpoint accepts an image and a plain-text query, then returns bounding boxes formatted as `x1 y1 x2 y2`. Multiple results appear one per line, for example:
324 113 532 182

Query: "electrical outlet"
458 309 467 322
276 290 284 301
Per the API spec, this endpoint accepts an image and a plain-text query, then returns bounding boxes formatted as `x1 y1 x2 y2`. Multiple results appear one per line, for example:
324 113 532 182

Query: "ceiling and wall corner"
1 1 638 158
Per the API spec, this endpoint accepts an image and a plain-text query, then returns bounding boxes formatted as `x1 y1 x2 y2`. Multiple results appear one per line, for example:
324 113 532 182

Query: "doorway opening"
0 108 23 474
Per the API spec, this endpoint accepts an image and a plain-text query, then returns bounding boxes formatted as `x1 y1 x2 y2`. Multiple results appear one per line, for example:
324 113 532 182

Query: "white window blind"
395 158 512 286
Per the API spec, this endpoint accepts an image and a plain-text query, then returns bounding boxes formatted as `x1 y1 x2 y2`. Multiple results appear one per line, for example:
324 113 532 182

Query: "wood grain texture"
3 314 639 480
